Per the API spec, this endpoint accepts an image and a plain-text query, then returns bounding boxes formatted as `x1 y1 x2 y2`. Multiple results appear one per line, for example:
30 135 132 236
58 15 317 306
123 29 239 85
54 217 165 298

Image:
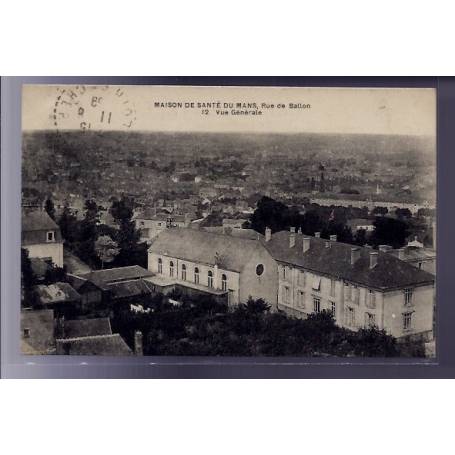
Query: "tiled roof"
35 282 81 304
62 318 112 339
56 334 132 355
148 228 266 273
78 265 153 286
262 231 435 291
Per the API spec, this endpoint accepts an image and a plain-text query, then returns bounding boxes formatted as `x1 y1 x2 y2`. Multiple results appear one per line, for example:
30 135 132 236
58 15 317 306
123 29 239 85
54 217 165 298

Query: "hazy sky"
22 84 436 136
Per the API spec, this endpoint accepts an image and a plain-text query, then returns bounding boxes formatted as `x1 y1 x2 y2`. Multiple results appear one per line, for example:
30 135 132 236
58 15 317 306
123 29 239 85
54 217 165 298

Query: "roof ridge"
56 333 121 342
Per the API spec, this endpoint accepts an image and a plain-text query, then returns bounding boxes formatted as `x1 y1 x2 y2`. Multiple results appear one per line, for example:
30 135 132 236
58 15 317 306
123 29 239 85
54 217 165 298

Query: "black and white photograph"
20 84 436 358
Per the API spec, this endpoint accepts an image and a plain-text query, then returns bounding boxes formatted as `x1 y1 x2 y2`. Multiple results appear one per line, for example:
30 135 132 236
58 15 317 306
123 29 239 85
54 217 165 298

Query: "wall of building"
382 284 434 339
276 260 434 338
148 252 241 304
25 242 63 267
239 248 278 307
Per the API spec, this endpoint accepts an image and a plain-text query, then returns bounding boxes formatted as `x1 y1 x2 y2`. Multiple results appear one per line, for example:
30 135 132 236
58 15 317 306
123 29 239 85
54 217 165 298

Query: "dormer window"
46 231 55 242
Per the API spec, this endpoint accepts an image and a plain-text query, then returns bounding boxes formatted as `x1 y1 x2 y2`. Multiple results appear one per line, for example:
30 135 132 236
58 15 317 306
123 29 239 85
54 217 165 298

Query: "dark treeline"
249 196 432 249
47 195 147 270
111 294 424 357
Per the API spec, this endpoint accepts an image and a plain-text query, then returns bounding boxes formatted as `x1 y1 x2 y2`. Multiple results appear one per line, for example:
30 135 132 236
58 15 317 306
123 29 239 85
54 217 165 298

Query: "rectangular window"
299 271 306 287
313 297 321 313
330 279 336 297
403 312 413 330
312 276 321 292
353 286 360 305
282 266 287 280
365 312 376 328
298 291 305 308
283 286 290 304
404 288 413 306
368 290 376 308
344 283 352 301
345 306 355 327
46 231 55 242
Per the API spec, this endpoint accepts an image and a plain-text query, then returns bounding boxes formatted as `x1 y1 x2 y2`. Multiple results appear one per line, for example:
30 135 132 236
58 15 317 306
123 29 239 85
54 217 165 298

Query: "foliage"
369 216 410 249
44 198 56 220
21 248 40 307
111 295 418 358
43 265 68 284
94 235 120 268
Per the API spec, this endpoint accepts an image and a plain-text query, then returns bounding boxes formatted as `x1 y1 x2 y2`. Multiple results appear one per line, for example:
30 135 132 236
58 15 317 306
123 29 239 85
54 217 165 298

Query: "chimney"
134 330 143 355
325 241 331 248
289 227 296 248
265 227 272 242
315 231 321 238
379 245 392 253
303 237 311 253
297 227 302 235
330 234 337 242
397 248 406 260
369 251 378 269
351 247 360 265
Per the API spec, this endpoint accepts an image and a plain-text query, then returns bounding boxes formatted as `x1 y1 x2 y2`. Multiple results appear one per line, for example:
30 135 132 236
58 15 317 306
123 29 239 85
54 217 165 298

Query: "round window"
256 264 264 276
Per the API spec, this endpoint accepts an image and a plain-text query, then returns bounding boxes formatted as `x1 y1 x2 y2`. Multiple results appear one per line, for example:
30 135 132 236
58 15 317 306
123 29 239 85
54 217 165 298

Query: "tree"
95 235 120 269
44 265 67 284
369 217 410 249
44 198 56 220
74 199 100 265
21 248 39 307
110 196 142 266
58 201 78 244
395 208 412 219
372 206 388 216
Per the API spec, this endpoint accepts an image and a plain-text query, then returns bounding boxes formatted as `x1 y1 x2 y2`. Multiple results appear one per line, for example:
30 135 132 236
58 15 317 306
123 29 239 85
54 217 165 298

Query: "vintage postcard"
20 84 436 357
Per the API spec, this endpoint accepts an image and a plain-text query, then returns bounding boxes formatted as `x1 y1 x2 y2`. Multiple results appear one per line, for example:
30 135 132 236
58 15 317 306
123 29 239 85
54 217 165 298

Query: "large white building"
148 228 278 306
22 210 64 267
261 228 435 340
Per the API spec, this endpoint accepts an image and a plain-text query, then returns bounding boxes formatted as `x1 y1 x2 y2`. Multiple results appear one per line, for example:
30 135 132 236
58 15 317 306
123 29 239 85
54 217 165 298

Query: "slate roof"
148 228 266 273
262 231 435 291
56 334 132 355
22 210 59 231
22 210 62 245
21 309 55 354
202 227 263 240
35 282 81 304
63 249 91 274
108 279 154 299
62 318 112 339
78 265 153 286
388 246 436 262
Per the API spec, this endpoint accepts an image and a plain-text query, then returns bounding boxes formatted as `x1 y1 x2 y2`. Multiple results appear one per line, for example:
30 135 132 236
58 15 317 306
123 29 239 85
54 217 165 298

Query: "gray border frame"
2 76 452 378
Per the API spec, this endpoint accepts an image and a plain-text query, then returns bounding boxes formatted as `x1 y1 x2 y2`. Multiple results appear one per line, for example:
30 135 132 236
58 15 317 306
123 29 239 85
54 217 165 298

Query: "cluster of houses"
21 208 437 355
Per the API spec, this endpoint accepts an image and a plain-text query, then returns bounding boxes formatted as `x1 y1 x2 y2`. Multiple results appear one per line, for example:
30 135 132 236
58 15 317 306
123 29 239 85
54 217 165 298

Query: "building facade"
262 228 435 340
148 228 278 306
22 210 64 267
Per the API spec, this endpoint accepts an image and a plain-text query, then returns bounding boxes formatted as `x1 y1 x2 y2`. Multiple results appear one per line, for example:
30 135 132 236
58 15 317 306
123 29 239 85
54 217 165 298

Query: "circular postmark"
52 85 137 131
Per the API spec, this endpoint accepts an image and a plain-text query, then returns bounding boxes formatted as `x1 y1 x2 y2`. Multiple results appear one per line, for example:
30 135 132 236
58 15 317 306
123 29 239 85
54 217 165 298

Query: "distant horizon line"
22 129 436 138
